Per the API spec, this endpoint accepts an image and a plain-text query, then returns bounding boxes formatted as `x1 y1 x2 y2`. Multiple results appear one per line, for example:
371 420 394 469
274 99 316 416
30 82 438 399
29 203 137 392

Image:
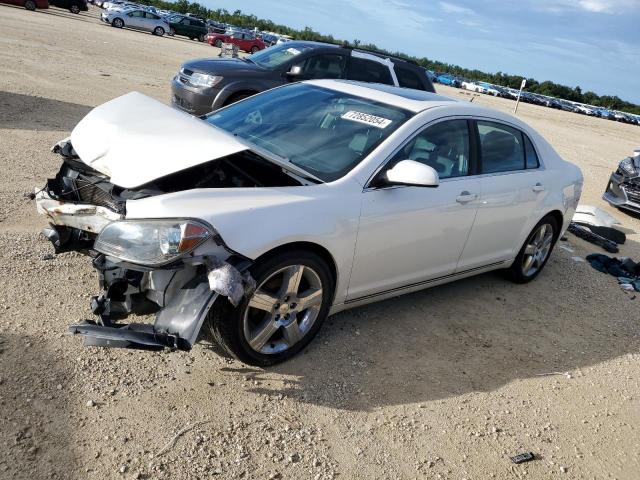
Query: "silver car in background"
102 8 169 36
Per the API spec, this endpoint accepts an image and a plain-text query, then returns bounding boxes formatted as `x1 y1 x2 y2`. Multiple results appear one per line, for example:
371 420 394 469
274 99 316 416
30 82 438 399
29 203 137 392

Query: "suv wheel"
169 27 175 36
70 3 80 13
24 0 36 9
197 34 205 42
207 250 334 366
506 215 558 283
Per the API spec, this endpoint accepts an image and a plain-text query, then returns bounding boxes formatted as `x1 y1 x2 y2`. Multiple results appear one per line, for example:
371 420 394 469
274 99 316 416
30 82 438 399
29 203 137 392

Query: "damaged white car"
36 80 583 366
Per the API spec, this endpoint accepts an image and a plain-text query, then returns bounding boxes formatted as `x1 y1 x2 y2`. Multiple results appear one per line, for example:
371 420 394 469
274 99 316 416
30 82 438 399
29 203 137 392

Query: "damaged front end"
36 140 255 351
603 149 640 214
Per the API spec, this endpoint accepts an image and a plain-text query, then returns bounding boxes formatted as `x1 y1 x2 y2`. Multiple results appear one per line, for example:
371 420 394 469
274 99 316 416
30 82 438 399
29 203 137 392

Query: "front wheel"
197 34 205 42
207 250 335 366
112 18 124 28
153 26 164 36
70 4 80 13
168 27 175 36
214 39 222 48
506 215 559 283
24 0 36 10
250 46 259 54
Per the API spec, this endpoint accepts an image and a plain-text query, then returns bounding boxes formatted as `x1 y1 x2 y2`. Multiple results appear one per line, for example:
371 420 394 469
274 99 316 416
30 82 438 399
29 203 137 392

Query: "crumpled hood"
70 92 248 189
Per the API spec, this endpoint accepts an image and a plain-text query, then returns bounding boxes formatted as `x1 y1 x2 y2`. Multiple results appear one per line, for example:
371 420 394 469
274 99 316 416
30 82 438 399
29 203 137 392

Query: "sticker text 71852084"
340 111 392 129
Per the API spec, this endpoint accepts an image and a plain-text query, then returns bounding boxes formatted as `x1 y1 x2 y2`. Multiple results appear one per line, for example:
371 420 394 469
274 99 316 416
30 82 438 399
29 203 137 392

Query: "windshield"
248 43 314 69
206 84 411 182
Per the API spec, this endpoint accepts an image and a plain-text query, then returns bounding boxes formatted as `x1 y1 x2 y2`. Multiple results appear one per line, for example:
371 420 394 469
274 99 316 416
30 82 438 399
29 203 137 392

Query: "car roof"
305 80 532 129
307 79 456 112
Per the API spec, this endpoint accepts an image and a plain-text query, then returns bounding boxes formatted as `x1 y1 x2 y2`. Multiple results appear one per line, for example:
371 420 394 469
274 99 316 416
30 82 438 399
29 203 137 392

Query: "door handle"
532 183 545 193
456 191 478 204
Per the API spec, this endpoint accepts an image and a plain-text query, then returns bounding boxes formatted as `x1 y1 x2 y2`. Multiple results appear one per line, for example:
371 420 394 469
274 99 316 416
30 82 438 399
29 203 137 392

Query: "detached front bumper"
603 171 640 213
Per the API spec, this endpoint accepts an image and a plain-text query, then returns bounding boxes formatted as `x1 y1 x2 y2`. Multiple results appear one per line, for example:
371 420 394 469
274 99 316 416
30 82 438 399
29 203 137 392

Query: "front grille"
73 176 121 212
623 182 640 204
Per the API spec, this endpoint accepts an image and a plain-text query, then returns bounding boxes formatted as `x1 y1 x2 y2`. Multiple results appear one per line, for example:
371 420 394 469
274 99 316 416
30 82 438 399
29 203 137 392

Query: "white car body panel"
41 82 583 316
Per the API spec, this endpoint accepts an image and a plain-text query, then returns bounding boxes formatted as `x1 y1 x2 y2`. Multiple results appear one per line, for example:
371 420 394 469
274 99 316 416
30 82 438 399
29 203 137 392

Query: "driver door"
347 119 481 301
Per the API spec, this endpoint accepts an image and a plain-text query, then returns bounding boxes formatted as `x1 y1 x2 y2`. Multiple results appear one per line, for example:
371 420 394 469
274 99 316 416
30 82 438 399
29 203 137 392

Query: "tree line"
138 0 640 115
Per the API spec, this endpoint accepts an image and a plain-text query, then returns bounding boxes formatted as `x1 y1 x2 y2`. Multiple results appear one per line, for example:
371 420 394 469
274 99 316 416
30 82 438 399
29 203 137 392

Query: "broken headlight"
94 220 212 266
619 157 638 177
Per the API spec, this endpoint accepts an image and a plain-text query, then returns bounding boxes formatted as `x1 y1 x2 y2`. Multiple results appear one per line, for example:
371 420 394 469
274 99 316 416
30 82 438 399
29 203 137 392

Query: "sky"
202 0 640 104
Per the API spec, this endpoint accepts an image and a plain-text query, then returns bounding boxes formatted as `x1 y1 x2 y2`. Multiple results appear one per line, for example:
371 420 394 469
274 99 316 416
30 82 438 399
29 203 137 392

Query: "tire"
188 37 194 41
214 39 222 48
506 215 559 283
223 92 252 106
197 34 205 42
207 250 335 366
153 26 164 36
169 27 175 36
70 4 80 13
112 17 124 28
250 46 259 54
24 0 36 10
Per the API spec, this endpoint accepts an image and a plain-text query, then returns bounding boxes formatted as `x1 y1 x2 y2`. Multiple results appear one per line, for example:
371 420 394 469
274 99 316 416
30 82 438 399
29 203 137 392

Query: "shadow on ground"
221 239 640 411
0 91 92 131
0 334 79 479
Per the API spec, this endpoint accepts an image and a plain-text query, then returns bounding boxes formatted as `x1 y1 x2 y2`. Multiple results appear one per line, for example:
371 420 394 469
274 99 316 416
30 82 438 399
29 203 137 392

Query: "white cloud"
535 0 638 14
439 1 475 15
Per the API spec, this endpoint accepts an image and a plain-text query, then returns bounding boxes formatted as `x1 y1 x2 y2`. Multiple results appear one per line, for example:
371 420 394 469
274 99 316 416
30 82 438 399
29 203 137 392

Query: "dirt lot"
1 5 639 480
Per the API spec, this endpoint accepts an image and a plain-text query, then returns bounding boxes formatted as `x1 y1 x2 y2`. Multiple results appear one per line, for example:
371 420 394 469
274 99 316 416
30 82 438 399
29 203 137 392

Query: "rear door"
293 53 347 80
346 56 395 85
456 119 548 270
126 10 145 29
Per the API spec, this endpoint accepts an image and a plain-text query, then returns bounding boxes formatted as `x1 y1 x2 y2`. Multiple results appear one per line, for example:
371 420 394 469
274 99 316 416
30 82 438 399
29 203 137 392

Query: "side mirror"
384 160 439 188
286 65 303 78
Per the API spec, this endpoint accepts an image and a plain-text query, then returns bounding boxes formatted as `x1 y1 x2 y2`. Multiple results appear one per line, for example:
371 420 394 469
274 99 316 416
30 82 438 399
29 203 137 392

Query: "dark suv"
171 41 435 115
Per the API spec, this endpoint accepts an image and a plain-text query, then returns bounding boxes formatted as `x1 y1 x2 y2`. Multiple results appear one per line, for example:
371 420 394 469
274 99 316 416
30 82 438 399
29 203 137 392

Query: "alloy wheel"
243 265 323 355
521 223 554 277
70 4 80 13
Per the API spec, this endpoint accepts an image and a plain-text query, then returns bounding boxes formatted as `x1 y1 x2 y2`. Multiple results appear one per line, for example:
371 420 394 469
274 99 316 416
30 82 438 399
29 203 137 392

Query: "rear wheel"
153 26 164 36
207 250 334 366
24 0 36 10
250 46 259 54
70 3 80 13
197 34 205 42
506 215 559 283
214 39 223 48
112 17 124 28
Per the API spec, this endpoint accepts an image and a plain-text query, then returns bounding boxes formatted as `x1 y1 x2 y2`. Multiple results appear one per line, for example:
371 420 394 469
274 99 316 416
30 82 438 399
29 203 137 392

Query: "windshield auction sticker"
341 111 392 129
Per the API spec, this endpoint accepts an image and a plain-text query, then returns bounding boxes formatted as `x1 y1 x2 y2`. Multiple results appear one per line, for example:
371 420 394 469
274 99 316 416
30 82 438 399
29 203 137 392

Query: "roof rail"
347 46 419 65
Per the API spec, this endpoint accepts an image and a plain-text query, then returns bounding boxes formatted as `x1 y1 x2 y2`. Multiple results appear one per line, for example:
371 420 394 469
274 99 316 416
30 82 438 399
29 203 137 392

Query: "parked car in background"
207 31 266 53
36 80 582 366
103 8 168 35
171 41 436 115
434 73 461 88
49 0 87 12
206 19 226 34
603 148 640 213
168 15 207 41
0 0 48 9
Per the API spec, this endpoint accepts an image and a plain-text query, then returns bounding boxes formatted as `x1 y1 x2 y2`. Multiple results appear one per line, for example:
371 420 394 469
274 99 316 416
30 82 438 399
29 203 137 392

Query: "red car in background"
207 31 265 53
1 0 49 10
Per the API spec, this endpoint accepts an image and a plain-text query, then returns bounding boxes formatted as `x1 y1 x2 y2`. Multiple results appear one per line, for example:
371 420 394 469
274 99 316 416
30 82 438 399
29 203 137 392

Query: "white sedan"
36 80 583 366
102 8 168 36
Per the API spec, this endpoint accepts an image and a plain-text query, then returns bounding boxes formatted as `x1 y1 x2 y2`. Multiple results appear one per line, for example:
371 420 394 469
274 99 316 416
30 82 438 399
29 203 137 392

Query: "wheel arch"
251 241 339 290
544 209 564 239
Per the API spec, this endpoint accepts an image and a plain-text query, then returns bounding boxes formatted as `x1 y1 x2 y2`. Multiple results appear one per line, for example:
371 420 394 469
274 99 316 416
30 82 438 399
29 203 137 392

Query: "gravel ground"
0 5 639 480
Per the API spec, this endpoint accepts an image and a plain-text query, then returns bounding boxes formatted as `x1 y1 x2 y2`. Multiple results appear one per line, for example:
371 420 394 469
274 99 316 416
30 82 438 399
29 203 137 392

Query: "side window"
130 10 144 17
477 121 525 174
180 18 190 25
390 120 470 179
297 54 346 80
347 57 394 85
524 135 540 169
395 66 424 90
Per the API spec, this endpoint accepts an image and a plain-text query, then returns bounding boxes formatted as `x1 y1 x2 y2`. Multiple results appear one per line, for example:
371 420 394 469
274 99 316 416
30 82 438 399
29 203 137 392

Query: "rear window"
347 58 394 85
395 66 424 90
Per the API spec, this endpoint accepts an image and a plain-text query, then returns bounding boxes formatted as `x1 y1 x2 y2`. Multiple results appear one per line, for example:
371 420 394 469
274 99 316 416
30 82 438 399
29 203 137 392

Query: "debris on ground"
510 452 536 464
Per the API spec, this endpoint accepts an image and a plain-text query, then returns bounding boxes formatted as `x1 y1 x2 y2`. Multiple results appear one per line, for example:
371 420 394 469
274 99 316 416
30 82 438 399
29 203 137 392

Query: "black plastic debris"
510 452 536 464
568 222 619 253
